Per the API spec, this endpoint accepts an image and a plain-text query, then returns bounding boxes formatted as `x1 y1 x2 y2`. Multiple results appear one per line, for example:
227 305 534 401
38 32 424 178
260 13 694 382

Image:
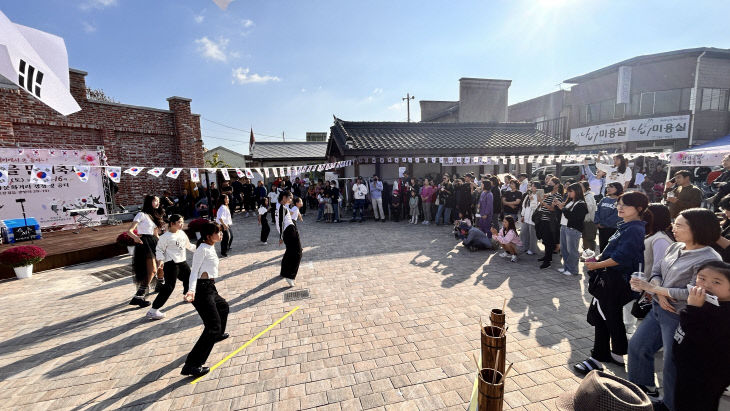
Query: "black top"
561 201 588 231
502 190 522 215
455 184 471 211
242 182 255 197
232 180 243 194
491 186 502 214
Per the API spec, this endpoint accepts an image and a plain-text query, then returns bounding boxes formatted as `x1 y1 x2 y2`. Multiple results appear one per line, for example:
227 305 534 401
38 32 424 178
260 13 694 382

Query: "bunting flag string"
0 164 8 187
190 168 200 183
74 165 90 183
166 168 182 179
30 164 53 185
147 167 164 177
124 166 144 176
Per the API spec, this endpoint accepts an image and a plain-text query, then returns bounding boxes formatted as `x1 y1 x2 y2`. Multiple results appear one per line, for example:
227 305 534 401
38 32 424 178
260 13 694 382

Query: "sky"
2 0 729 154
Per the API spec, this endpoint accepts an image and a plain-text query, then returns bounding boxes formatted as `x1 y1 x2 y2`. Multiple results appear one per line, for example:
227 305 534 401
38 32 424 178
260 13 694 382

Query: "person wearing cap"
350 176 368 222
369 175 385 222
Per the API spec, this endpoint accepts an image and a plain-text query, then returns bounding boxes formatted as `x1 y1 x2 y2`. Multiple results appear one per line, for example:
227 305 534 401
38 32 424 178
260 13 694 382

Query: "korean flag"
30 164 53 185
0 10 81 116
166 168 182 179
147 167 164 177
220 168 230 180
235 168 245 178
106 166 121 183
74 165 90 183
0 164 8 187
190 168 200 183
124 166 144 176
245 168 254 179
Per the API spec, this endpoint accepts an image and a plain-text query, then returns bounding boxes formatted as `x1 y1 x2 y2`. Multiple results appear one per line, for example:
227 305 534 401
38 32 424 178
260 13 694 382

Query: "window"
640 92 655 115
614 103 626 118
680 88 692 111
599 99 615 121
587 102 600 123
629 93 641 116
701 88 729 111
654 89 681 114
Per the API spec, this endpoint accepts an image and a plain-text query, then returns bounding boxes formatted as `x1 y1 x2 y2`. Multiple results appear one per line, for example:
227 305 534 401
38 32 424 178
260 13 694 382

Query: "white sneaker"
262 241 268 245
526 250 535 255
424 221 430 225
557 268 566 273
146 308 165 320
510 255 518 263
285 278 296 287
499 251 508 258
562 271 572 276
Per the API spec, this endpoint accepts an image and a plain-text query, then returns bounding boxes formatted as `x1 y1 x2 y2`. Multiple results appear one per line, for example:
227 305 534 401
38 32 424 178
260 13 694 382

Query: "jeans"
352 199 366 220
422 201 432 221
185 280 229 368
333 202 340 222
519 223 539 254
628 303 680 411
317 204 325 221
435 205 452 225
371 198 384 220
559 226 582 274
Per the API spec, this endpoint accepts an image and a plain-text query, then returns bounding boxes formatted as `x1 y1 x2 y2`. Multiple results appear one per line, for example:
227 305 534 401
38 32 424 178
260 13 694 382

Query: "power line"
201 117 282 139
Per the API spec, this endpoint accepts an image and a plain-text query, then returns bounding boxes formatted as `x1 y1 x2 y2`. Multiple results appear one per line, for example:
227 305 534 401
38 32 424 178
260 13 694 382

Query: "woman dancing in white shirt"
127 195 165 307
276 190 302 287
182 222 230 378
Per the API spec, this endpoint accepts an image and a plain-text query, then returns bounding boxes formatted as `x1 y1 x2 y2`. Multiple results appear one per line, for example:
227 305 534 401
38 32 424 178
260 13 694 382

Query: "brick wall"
0 69 204 206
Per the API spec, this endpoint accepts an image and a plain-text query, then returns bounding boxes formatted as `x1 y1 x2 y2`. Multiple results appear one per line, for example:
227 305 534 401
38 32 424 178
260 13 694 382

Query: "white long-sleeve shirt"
352 183 368 200
188 243 219 293
275 203 294 239
216 205 232 226
596 163 632 187
155 230 196 263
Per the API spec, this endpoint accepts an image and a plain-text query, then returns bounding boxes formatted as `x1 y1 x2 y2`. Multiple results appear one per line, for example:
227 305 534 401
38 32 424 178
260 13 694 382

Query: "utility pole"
402 93 415 122
282 131 286 142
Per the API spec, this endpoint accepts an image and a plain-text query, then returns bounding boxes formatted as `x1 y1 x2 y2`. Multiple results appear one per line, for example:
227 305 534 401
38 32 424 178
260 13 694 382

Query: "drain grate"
283 288 310 302
91 265 132 282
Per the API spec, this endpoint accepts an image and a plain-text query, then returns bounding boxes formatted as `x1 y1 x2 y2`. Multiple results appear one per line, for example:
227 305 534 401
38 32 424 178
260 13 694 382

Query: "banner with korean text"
570 114 689 146
0 148 107 229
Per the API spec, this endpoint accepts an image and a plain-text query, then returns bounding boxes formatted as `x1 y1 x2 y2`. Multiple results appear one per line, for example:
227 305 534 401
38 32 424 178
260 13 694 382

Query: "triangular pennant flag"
106 166 121 183
432 157 437 164
263 168 270 178
235 168 245 178
527 156 535 163
254 168 263 177
147 167 164 177
190 168 200 183
518 156 525 165
220 168 230 180
456 157 462 164
73 165 90 183
0 164 8 187
124 166 144 176
272 168 279 177
463 157 470 164
48 149 56 157
407 158 413 163
481 156 489 164
30 164 53 185
379 157 384 163
245 168 254 179
415 157 420 163
166 168 182 179
536 155 544 164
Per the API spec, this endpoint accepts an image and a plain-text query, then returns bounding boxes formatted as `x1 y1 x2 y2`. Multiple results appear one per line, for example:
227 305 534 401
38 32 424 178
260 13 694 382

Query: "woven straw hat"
556 371 653 411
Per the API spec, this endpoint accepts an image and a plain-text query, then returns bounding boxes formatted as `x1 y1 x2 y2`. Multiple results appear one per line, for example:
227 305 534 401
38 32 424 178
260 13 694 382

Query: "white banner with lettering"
570 114 690 146
0 148 107 229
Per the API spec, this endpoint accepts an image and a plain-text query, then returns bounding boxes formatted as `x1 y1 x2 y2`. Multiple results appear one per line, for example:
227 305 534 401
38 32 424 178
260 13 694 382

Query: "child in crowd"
324 194 334 223
409 190 420 224
673 260 730 411
391 190 401 222
492 215 522 262
258 198 270 244
317 191 326 222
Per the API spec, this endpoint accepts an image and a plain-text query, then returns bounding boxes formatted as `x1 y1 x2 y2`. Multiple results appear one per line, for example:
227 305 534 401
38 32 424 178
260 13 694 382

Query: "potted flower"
188 218 209 239
0 245 47 279
116 231 137 255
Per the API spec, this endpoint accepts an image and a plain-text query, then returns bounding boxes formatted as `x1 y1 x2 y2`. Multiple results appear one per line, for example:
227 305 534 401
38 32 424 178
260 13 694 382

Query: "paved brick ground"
0 212 699 410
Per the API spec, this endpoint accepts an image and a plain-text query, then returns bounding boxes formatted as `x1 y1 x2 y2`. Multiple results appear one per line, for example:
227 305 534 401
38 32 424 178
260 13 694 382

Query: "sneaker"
562 271 573 276
526 250 535 255
262 241 268 245
499 251 508 258
539 261 551 269
424 221 430 225
146 308 165 320
285 278 296 287
129 296 151 308
510 255 518 263
557 268 565 273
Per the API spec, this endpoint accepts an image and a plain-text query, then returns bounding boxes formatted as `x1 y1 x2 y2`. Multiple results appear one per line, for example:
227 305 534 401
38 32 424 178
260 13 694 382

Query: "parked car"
530 163 596 183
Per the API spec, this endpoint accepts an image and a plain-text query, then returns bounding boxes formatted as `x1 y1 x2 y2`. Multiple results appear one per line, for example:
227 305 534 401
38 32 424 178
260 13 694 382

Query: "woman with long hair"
182 222 229 378
519 181 540 255
147 214 196 319
642 204 675 281
595 182 624 252
575 192 648 377
258 197 271 245
128 194 165 307
536 177 562 269
627 208 721 408
597 154 632 191
215 194 233 257
555 183 588 276
276 190 302 287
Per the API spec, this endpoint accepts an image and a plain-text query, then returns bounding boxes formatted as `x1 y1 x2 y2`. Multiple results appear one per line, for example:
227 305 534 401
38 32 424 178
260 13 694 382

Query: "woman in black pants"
258 198 271 244
182 222 229 378
537 178 563 269
276 190 302 287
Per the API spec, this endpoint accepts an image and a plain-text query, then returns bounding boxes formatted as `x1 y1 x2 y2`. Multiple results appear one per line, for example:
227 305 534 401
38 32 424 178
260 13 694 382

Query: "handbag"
588 267 634 305
631 292 652 319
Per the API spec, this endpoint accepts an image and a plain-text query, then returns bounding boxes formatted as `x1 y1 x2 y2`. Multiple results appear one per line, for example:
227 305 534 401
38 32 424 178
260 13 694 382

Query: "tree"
85 88 119 103
205 152 231 168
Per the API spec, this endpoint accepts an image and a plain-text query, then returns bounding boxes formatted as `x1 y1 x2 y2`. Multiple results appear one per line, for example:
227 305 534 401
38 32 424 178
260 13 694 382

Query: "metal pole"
402 93 415 122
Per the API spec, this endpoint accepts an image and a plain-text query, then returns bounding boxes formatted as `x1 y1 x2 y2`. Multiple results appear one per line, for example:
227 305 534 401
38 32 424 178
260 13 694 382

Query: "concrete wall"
420 101 458 122
508 90 566 122
458 78 511 123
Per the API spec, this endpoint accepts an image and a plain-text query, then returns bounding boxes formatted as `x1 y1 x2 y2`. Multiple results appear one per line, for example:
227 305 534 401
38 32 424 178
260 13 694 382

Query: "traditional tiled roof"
250 141 327 160
328 117 573 156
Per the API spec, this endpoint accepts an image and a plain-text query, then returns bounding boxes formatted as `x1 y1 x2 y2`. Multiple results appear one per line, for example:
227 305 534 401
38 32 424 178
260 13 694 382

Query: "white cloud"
231 67 281 85
194 15 205 24
80 0 117 10
82 21 97 33
388 102 405 111
366 88 384 102
242 19 254 28
372 88 383 95
195 36 230 62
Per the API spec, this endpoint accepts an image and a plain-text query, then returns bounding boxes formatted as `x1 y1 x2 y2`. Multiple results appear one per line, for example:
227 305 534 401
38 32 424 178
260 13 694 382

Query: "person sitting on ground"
673 260 730 411
462 225 492 251
492 215 522 262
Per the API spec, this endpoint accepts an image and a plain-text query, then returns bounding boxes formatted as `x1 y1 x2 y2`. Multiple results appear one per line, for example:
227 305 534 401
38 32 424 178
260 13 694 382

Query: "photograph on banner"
0 148 107 229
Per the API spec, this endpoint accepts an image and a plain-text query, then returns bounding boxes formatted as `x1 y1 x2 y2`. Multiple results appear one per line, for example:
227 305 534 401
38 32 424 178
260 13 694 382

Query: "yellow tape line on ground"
191 305 301 384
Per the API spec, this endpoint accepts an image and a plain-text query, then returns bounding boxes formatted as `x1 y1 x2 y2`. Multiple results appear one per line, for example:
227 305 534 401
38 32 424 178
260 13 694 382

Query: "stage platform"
0 224 128 280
